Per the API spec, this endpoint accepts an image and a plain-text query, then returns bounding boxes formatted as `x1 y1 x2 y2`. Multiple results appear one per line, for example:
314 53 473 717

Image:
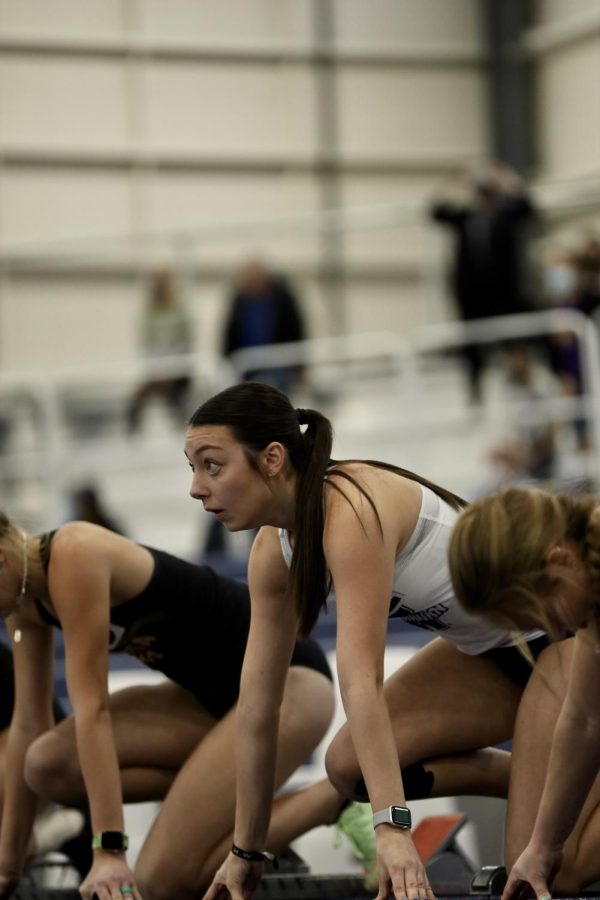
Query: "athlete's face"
185 424 278 531
510 546 592 637
544 575 591 636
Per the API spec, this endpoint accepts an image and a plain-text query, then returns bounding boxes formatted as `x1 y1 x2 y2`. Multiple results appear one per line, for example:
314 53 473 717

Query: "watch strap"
372 806 412 829
231 844 279 869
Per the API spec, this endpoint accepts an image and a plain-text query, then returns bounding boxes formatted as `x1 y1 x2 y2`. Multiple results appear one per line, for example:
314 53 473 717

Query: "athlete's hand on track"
203 852 264 900
501 842 562 900
374 827 436 900
80 854 143 900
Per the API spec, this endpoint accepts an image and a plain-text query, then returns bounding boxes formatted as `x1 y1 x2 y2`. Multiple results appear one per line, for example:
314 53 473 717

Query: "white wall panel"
343 221 426 269
345 280 427 335
337 67 488 160
148 171 321 264
0 278 138 372
534 0 600 26
0 57 130 148
0 0 492 376
143 61 316 156
0 0 125 35
535 38 600 178
139 0 313 46
333 0 482 47
340 174 442 266
0 170 133 244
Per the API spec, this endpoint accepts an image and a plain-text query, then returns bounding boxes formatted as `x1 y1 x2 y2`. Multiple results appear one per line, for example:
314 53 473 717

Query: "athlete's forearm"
0 720 47 867
341 679 405 812
74 708 125 835
532 706 600 850
234 701 280 850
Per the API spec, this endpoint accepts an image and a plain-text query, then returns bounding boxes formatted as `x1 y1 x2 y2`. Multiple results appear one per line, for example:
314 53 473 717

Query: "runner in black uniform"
0 517 335 900
35 532 330 719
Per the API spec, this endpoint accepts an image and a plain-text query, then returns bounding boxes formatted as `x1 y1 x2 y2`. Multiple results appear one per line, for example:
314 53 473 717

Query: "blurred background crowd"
0 0 599 878
0 0 598 573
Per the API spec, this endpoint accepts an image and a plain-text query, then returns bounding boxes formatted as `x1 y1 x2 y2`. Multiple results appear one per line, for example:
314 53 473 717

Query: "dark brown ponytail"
189 382 465 637
189 382 332 636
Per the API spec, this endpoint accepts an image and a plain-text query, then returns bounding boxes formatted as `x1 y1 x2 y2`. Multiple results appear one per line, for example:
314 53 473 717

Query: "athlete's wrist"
231 844 278 868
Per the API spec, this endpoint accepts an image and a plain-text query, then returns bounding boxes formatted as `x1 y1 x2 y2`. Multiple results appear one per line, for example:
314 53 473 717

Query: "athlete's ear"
545 544 577 570
262 442 286 478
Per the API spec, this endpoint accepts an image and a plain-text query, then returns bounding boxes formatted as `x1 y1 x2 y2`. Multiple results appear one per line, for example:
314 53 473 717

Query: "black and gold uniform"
35 533 331 719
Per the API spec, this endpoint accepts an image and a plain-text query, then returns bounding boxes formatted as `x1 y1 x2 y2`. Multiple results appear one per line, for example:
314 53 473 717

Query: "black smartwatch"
372 806 412 830
92 831 129 853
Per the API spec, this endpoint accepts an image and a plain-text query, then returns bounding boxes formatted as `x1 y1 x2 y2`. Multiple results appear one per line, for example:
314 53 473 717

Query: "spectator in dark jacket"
222 259 305 392
431 162 536 403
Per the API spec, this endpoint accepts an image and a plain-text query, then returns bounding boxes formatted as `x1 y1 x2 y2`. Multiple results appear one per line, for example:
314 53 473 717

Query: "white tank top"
278 483 544 655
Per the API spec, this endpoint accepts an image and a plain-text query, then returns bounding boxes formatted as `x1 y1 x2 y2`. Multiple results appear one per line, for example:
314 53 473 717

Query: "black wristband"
231 844 278 869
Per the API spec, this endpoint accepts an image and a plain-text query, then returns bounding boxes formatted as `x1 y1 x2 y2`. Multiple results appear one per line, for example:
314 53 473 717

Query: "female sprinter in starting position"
184 381 547 900
449 485 600 899
0 512 336 900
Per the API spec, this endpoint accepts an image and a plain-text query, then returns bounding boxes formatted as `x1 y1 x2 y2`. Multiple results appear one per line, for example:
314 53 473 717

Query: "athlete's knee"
331 761 435 804
136 849 204 900
324 734 360 799
282 668 335 741
24 732 81 802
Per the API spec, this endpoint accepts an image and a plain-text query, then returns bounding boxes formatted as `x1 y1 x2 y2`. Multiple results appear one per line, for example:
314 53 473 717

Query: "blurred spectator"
127 269 193 433
543 236 600 452
542 247 578 308
487 342 558 484
543 246 581 399
430 161 536 403
222 258 305 392
68 483 126 535
573 234 600 318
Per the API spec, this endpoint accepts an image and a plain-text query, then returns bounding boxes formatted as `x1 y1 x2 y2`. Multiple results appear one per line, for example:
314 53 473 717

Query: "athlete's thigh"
144 666 334 846
276 666 335 781
384 638 523 757
506 640 600 889
505 640 573 864
329 637 523 771
136 666 335 893
51 680 216 770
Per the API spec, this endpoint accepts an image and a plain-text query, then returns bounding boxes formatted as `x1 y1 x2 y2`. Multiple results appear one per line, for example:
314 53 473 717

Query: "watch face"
102 831 127 851
391 807 412 827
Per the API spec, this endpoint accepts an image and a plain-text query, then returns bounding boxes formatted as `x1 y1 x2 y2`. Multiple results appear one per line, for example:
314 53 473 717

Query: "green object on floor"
334 801 377 891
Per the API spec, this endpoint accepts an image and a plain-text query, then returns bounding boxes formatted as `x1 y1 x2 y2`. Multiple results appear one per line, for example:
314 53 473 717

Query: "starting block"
257 813 474 899
470 865 507 896
256 873 366 899
415 813 475 895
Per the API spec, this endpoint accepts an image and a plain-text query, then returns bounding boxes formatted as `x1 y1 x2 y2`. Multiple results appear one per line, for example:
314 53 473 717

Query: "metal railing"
0 307 598 534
